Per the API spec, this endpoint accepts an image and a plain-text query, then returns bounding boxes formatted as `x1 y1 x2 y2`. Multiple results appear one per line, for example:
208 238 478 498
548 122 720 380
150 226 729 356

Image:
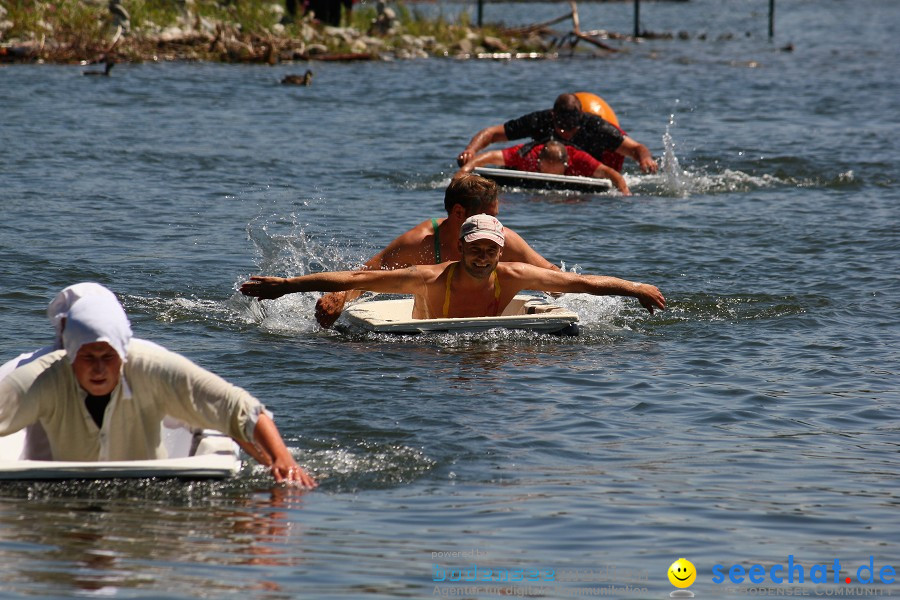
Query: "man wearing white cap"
0 291 316 488
241 214 666 319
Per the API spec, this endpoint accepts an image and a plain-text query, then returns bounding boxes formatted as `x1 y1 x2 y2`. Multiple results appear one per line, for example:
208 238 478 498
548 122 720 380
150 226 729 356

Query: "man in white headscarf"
0 282 117 378
0 282 118 460
0 290 315 488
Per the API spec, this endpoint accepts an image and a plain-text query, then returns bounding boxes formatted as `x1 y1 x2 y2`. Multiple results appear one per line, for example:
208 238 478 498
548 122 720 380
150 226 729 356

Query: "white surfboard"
0 426 242 480
474 166 612 192
344 294 579 335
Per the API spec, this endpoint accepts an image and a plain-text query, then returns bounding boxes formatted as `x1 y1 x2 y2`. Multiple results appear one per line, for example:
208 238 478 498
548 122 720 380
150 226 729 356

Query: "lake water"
1 0 899 597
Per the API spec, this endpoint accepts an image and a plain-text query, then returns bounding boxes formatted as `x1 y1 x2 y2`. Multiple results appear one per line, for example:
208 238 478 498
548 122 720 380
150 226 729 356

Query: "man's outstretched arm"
457 149 506 174
506 263 666 314
241 267 430 300
457 124 508 166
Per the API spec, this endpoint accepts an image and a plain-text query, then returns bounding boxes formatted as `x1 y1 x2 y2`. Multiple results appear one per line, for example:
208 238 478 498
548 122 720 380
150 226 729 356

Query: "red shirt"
501 144 602 177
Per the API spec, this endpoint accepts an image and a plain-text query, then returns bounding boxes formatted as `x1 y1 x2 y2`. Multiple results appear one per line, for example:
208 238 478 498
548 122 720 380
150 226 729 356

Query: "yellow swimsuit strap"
443 263 502 318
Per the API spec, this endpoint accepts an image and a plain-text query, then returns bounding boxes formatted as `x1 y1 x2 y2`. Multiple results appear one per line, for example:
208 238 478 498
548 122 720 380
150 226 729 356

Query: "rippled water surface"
1 0 899 597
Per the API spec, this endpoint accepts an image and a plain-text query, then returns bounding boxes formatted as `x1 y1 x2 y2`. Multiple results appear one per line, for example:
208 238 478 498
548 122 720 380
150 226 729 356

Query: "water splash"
303 443 438 491
836 170 855 184
229 211 375 336
688 168 784 193
404 173 453 191
129 296 232 324
245 211 362 277
660 102 690 197
657 292 816 326
645 102 802 197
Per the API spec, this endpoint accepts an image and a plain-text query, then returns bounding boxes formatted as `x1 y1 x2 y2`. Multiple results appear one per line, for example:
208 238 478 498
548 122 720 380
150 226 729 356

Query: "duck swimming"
281 70 313 86
83 60 114 76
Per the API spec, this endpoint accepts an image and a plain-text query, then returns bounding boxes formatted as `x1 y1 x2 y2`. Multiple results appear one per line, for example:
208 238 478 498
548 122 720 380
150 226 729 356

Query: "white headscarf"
62 294 133 364
46 282 119 349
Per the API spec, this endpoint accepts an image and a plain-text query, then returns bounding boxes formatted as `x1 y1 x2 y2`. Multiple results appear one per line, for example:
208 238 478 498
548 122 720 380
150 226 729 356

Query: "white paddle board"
345 294 579 335
474 166 612 192
0 426 242 480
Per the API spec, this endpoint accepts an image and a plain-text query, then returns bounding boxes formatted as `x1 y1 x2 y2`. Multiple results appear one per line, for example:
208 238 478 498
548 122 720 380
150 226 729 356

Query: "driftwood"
501 0 618 55
568 0 618 52
502 12 574 37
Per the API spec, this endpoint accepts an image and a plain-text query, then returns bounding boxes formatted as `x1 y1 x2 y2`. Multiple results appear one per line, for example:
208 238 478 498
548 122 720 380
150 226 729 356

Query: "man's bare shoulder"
417 262 452 276
496 261 535 277
386 262 449 285
385 219 439 248
502 226 526 245
499 227 541 258
378 219 442 268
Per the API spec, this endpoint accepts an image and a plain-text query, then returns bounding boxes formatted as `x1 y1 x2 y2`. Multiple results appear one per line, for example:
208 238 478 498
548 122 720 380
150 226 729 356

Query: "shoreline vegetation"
0 0 686 65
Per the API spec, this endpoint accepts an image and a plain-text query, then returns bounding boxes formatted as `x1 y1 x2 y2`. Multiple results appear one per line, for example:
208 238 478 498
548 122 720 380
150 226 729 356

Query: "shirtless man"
242 214 666 319
457 93 658 174
313 173 559 327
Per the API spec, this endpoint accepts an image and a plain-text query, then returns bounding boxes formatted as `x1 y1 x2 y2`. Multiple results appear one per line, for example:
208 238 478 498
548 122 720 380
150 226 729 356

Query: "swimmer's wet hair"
445 173 498 215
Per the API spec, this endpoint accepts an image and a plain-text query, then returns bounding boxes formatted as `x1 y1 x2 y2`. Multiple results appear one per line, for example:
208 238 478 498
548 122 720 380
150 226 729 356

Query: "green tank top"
432 218 441 263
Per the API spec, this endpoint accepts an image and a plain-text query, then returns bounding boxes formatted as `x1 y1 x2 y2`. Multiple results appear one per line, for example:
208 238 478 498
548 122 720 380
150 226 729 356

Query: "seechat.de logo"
711 556 897 585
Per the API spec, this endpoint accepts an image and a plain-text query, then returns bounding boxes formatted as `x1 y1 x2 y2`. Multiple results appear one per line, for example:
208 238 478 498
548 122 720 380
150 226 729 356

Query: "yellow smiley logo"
668 558 697 588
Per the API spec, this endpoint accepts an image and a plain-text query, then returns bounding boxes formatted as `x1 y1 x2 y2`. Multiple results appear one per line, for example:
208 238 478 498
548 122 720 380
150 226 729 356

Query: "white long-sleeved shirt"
0 340 265 461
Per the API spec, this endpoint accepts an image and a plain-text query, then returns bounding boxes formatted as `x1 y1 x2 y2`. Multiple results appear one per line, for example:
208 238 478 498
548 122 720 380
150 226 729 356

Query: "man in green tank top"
314 173 561 328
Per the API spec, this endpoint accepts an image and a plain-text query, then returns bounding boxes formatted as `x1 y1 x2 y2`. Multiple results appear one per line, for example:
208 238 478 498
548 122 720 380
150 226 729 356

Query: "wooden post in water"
768 0 775 38
477 0 484 27
634 0 641 37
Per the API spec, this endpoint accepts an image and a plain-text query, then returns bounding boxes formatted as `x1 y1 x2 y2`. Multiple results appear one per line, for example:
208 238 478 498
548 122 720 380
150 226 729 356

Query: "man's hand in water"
315 292 348 328
240 276 289 301
634 283 666 315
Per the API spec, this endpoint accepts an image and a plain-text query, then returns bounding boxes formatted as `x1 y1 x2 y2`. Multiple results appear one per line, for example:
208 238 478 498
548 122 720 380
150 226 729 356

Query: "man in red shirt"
456 93 657 175
459 140 631 195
